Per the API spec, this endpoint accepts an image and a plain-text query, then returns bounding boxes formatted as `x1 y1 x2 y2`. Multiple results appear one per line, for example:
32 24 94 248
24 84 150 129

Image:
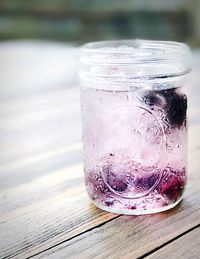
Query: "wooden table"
0 43 200 259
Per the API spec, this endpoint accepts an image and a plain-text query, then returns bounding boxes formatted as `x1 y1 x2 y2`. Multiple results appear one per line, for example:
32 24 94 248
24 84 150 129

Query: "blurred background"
0 0 200 46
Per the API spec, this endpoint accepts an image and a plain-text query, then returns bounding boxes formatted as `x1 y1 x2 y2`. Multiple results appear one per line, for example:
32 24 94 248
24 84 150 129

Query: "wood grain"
0 45 200 259
0 149 118 258
146 227 200 259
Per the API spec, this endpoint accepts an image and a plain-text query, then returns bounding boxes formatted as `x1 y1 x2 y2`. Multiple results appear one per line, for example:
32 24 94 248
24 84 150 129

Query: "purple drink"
80 40 191 214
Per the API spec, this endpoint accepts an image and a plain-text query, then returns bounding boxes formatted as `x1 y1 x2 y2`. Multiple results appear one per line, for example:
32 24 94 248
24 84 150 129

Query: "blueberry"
159 89 187 127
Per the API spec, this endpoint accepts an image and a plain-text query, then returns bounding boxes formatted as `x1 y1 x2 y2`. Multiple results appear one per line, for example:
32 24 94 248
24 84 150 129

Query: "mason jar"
79 40 191 215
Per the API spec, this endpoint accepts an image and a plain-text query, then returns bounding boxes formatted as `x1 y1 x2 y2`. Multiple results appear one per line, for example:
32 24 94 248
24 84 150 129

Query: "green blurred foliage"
0 0 198 46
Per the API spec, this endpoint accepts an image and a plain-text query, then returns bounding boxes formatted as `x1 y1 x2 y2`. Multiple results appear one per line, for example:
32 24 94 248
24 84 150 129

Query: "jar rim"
81 39 190 65
80 39 191 89
82 39 188 52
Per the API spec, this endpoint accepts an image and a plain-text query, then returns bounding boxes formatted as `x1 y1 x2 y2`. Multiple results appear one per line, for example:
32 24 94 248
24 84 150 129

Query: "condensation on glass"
79 40 191 215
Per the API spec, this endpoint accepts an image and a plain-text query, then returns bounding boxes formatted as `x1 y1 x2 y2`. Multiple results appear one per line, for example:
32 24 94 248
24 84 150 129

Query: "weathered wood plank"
146 227 200 259
0 161 119 259
32 175 200 258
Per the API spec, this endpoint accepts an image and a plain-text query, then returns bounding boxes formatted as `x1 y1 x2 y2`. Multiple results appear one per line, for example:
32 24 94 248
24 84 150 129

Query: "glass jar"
79 40 191 215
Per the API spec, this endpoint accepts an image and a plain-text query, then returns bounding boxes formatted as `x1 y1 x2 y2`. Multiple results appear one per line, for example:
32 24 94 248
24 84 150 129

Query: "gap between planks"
27 215 121 259
138 223 200 258
27 218 200 259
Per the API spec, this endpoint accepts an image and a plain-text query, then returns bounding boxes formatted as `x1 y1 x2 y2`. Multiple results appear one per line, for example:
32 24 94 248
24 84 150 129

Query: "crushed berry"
158 89 187 128
107 173 128 192
134 173 159 190
86 161 186 213
158 174 185 201
147 173 160 188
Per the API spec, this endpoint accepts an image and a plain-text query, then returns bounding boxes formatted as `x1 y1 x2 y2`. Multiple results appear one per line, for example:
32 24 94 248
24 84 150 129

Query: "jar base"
92 198 182 215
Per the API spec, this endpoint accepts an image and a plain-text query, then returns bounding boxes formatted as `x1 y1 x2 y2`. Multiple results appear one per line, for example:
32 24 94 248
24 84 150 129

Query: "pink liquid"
81 86 187 214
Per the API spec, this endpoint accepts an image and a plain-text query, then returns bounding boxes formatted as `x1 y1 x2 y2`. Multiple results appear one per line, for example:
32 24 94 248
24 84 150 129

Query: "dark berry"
143 91 160 106
106 172 128 193
134 173 159 191
159 174 185 201
158 89 187 128
158 88 175 98
128 205 137 210
147 173 160 188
